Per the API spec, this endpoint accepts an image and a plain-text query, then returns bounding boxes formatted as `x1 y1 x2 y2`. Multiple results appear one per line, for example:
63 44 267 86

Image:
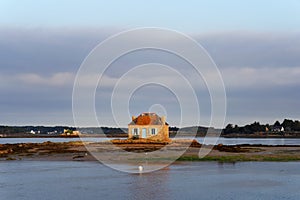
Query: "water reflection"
1 137 300 145
217 161 236 169
128 167 170 200
195 137 300 145
1 161 300 200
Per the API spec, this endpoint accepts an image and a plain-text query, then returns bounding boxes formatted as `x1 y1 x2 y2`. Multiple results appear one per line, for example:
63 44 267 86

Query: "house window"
150 128 157 135
132 128 139 135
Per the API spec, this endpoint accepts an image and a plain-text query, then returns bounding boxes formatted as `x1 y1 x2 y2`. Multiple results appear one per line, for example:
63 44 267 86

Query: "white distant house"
47 130 57 135
272 126 284 132
30 130 36 134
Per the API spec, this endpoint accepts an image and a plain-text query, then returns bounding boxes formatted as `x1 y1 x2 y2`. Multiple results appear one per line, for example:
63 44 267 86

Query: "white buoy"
138 165 143 172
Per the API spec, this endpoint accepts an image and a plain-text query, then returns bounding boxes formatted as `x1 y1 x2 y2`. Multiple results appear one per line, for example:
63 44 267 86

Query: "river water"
1 137 300 145
0 137 113 144
0 161 299 200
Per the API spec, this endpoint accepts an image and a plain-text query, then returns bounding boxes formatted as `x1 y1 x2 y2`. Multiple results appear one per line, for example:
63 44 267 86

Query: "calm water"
195 137 300 145
0 137 114 144
1 137 300 145
0 161 299 200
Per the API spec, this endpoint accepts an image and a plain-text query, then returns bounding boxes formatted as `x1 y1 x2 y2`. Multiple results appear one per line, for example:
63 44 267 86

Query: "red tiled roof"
129 113 168 125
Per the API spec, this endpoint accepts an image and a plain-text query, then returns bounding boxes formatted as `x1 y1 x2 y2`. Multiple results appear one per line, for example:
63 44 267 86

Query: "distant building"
128 112 169 141
47 130 58 135
30 130 36 134
61 129 81 136
271 126 285 132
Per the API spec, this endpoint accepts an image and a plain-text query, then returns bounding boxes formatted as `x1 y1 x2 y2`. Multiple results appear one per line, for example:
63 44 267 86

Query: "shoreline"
1 139 300 162
2 135 300 138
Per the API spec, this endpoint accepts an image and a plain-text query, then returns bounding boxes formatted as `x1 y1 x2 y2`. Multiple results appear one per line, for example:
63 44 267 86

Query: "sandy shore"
1 139 300 162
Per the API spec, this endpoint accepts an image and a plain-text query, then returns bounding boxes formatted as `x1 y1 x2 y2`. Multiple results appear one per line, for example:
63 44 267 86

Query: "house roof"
129 113 168 126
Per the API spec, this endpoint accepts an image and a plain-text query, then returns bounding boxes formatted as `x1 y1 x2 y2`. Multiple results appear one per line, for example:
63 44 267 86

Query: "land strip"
1 139 300 162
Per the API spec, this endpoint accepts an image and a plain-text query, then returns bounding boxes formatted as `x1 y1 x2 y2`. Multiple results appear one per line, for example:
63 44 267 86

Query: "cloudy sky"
1 0 300 127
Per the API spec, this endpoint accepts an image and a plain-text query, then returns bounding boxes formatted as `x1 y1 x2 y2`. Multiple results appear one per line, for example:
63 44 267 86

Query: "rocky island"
1 139 300 162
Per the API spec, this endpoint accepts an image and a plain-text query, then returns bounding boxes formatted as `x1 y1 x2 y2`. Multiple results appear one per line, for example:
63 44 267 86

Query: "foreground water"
1 137 300 145
0 161 299 200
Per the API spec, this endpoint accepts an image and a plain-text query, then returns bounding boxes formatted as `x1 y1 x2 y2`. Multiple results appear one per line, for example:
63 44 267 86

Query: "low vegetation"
1 139 300 162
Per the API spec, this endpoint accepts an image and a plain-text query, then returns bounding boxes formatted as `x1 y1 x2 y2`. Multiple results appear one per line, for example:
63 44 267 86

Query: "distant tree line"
1 119 300 136
0 126 75 135
169 126 179 132
281 119 300 131
78 127 126 135
223 119 300 134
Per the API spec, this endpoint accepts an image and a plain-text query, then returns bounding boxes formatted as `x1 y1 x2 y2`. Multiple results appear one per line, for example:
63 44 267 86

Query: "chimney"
132 116 136 121
161 116 166 124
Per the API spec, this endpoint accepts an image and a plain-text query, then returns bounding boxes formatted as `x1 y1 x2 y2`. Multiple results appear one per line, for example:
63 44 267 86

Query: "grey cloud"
0 27 121 74
1 28 300 74
198 32 300 68
1 27 300 126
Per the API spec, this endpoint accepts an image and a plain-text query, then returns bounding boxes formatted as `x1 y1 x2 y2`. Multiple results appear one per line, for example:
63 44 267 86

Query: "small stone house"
128 113 169 141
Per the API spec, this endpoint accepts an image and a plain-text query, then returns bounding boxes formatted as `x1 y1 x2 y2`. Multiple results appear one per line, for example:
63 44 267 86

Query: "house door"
142 128 147 138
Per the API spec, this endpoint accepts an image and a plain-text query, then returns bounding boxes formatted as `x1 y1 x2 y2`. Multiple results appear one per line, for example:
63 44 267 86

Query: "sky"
0 0 300 127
